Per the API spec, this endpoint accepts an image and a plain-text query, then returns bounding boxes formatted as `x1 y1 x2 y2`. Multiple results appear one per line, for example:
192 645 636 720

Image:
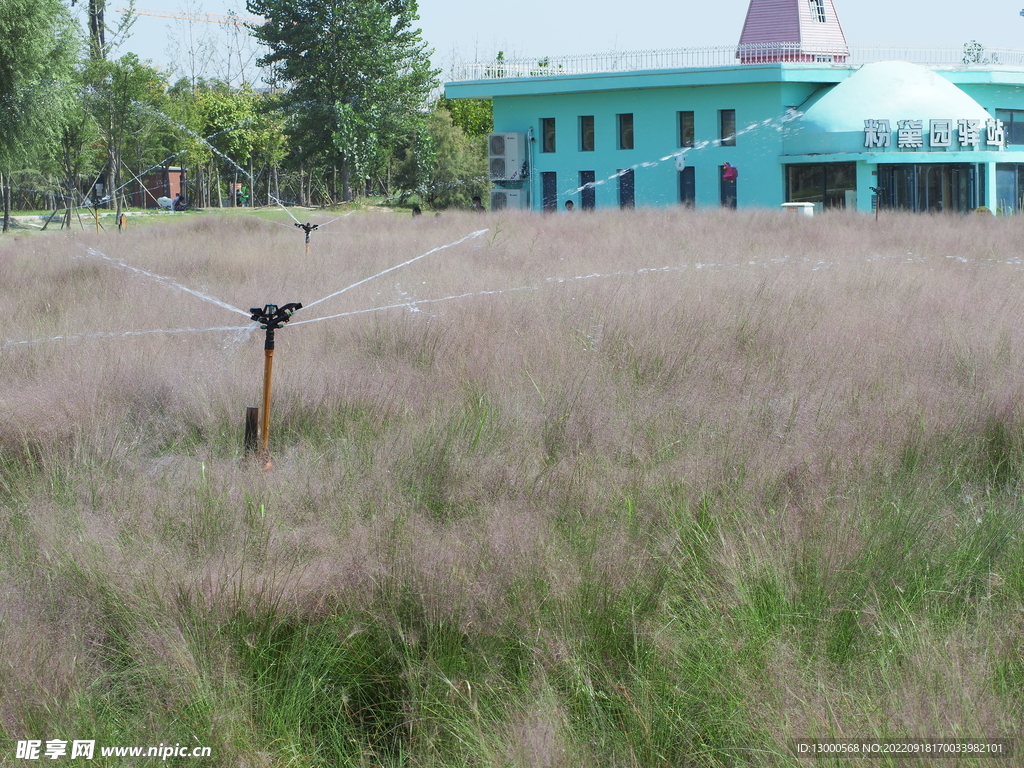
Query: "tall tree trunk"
341 167 351 203
89 0 106 60
64 181 74 229
1 170 9 233
110 147 124 229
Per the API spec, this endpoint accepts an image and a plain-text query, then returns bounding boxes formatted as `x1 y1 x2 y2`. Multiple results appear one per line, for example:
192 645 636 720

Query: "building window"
809 0 826 22
996 163 1024 213
540 118 556 153
678 111 694 148
580 171 596 210
679 167 695 207
541 172 558 211
876 164 977 213
786 163 856 208
618 113 634 150
618 169 635 208
995 109 1024 145
580 115 595 151
719 109 736 146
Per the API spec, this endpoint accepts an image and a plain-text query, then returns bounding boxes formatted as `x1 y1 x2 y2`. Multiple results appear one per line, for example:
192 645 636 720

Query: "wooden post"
93 207 100 234
244 406 259 454
40 208 60 232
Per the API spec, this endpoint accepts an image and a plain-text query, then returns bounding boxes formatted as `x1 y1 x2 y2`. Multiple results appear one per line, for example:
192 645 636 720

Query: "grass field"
1 207 1022 766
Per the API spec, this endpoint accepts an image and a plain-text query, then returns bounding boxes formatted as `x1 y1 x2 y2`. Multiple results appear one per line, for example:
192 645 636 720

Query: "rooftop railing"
448 43 1024 81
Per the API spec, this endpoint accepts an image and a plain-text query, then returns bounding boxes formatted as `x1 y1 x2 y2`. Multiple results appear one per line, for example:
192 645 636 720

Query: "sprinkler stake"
248 302 302 467
870 186 885 222
295 222 319 256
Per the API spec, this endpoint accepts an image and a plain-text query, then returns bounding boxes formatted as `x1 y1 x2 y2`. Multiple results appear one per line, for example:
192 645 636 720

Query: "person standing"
721 163 738 208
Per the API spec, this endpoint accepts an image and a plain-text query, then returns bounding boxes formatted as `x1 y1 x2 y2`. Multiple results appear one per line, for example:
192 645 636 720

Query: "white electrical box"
490 189 529 210
488 132 527 181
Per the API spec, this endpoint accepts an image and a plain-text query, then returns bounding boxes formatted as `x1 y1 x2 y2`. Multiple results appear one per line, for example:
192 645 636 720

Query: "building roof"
738 0 849 62
800 60 991 132
445 62 849 100
786 60 993 155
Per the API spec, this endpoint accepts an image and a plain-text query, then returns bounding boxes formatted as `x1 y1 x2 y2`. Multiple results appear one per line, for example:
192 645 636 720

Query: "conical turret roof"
738 0 849 63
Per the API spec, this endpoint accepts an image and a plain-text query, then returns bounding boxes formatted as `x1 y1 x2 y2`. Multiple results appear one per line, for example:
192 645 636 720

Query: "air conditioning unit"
488 132 527 181
490 189 529 210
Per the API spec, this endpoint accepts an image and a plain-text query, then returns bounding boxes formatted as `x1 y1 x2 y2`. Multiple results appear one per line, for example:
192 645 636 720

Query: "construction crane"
115 6 264 26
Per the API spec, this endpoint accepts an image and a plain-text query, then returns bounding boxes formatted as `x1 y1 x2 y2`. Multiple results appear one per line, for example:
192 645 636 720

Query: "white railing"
448 44 1024 81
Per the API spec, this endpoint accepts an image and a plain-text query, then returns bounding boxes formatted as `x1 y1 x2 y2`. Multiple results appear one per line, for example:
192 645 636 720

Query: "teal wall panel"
492 81 796 210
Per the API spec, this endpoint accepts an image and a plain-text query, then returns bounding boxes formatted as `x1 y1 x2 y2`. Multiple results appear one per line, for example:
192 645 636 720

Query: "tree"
194 85 260 207
437 97 493 140
82 0 137 62
85 54 169 221
56 69 103 226
393 105 487 210
962 40 997 66
250 97 289 206
88 0 106 60
0 0 79 230
246 0 437 201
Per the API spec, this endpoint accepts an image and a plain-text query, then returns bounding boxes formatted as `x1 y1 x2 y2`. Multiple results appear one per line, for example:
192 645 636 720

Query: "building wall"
493 79 825 211
131 167 186 208
463 64 1024 213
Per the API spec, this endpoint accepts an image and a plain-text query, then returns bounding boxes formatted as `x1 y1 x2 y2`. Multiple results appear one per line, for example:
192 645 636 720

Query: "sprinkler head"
250 304 278 325
250 302 302 330
278 302 302 320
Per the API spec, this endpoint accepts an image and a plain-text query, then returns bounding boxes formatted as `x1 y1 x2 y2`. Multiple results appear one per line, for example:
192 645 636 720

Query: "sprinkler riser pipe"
247 302 301 464
261 349 274 454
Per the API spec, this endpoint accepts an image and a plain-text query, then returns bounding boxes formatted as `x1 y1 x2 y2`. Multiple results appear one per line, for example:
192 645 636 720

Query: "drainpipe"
527 126 536 211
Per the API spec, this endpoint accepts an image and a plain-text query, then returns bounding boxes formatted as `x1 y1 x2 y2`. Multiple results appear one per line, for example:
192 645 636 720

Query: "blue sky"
97 0 1024 80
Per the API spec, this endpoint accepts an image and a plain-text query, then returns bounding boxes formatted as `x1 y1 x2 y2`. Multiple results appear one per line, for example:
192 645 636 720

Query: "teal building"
444 0 1024 214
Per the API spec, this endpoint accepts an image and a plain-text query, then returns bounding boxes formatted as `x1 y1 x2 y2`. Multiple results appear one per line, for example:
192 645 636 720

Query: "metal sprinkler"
248 302 302 467
869 186 886 222
294 222 319 256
